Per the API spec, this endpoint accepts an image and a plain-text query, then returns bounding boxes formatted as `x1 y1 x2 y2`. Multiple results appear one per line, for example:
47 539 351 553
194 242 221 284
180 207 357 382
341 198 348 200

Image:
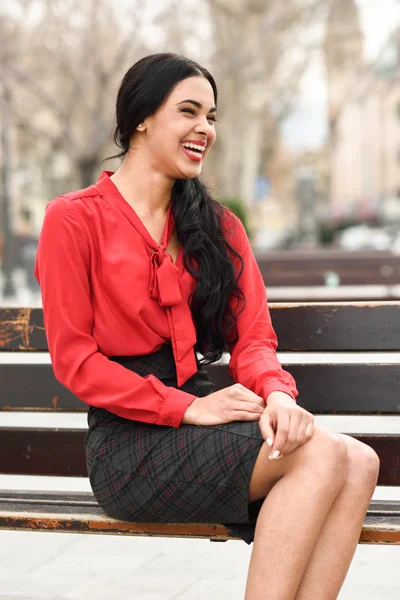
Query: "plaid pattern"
84 343 265 544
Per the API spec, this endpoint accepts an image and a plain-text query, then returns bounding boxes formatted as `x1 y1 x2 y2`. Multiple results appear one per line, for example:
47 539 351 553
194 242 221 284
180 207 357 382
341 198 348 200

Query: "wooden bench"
1 303 400 543
254 250 400 302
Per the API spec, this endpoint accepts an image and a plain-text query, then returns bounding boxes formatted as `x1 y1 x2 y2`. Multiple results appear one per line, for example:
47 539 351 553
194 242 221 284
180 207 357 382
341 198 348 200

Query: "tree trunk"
208 1 266 207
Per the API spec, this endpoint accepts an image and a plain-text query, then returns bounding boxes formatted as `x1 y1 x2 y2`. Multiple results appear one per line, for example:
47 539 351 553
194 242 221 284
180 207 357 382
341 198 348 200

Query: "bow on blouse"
149 248 182 306
148 246 198 387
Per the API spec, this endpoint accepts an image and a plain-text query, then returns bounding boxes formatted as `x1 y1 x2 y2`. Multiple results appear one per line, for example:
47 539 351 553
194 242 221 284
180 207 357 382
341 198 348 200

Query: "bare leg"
244 426 348 600
294 434 379 600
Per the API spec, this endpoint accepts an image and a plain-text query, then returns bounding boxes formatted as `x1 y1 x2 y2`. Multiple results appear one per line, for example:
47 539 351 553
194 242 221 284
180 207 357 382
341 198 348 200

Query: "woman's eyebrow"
177 99 217 113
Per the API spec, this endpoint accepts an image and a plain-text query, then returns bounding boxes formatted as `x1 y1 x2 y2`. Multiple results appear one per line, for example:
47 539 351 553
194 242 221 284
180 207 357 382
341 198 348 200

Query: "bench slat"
256 250 400 287
0 513 233 540
360 515 400 544
0 492 398 517
1 428 87 477
1 428 399 485
272 303 400 351
2 363 400 414
0 491 399 544
3 304 400 352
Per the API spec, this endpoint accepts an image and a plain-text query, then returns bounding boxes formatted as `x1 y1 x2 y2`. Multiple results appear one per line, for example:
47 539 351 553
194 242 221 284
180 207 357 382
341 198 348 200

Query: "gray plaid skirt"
84 342 266 544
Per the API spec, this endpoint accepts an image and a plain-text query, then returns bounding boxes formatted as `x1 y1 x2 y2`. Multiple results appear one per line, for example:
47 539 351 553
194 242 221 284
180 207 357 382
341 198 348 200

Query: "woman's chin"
177 162 203 179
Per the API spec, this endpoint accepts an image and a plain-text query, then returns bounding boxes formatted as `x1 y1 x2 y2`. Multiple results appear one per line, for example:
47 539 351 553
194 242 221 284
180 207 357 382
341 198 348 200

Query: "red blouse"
34 170 298 428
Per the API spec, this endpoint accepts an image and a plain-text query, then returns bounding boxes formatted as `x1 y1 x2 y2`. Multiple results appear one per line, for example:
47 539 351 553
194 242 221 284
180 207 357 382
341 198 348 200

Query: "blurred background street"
2 0 400 268
2 0 400 302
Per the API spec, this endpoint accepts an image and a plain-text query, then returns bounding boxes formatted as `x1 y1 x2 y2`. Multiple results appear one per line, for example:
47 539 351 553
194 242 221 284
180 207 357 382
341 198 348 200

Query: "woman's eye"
180 108 217 123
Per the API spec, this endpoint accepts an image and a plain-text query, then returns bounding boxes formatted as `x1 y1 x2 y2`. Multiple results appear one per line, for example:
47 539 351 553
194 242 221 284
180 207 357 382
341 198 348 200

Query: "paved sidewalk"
0 527 399 599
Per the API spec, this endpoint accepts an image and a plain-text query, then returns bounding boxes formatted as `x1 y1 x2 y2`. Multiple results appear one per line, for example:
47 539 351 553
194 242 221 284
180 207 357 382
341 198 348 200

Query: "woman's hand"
182 383 266 426
259 391 314 459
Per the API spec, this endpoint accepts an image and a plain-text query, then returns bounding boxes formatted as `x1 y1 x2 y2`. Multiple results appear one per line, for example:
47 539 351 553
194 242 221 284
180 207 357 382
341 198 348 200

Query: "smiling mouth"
181 143 205 162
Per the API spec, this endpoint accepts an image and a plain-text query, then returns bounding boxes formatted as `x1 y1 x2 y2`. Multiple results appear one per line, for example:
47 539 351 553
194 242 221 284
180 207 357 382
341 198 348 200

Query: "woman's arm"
34 196 196 427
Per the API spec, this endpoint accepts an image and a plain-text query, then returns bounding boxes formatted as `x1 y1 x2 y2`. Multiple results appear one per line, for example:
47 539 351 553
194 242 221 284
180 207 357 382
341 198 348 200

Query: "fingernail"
266 437 273 447
268 450 281 460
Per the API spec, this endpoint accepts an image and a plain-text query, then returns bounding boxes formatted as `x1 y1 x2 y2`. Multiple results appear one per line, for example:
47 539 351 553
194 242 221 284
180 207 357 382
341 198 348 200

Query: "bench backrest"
255 250 400 287
255 251 400 302
1 303 400 485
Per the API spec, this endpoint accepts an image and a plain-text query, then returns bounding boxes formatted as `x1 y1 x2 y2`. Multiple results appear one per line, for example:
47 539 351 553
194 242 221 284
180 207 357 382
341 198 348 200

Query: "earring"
137 123 144 130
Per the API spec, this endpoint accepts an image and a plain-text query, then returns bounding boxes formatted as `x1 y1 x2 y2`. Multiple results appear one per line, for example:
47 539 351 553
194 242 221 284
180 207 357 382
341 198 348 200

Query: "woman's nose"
194 118 213 136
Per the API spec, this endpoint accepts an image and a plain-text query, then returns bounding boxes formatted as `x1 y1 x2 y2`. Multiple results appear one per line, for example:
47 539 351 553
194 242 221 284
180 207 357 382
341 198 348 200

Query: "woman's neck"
110 156 174 217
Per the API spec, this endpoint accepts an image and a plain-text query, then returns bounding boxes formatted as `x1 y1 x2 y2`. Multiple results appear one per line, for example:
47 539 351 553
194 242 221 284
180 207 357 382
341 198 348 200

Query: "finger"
241 395 265 409
305 420 314 439
232 400 264 415
295 418 310 446
258 414 275 447
253 396 266 408
282 416 309 455
236 388 265 408
294 418 314 448
235 411 263 422
281 416 301 455
270 411 290 458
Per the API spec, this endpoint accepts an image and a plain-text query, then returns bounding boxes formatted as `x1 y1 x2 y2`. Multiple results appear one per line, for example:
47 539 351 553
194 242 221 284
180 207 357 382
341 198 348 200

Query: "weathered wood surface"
360 515 400 544
3 304 400 352
1 428 399 486
0 308 45 351
0 491 399 544
2 363 400 413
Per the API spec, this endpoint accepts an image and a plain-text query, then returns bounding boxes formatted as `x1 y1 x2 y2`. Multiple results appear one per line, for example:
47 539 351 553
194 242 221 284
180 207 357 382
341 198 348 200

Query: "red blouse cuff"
156 388 197 428
262 382 298 404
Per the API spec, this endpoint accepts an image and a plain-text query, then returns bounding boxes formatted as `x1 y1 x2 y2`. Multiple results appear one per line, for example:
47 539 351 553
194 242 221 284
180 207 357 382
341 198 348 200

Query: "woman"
34 53 379 599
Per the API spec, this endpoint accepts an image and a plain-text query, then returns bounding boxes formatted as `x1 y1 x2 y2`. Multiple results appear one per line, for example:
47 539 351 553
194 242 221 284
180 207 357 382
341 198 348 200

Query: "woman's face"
138 76 217 180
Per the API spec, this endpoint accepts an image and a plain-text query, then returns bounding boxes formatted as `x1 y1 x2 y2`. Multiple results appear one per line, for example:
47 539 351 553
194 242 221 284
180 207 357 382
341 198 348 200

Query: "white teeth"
182 143 205 153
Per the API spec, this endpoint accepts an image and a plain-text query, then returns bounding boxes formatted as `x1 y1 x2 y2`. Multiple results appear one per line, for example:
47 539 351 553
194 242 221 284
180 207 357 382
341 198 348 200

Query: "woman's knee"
294 426 348 484
248 426 347 503
340 435 380 491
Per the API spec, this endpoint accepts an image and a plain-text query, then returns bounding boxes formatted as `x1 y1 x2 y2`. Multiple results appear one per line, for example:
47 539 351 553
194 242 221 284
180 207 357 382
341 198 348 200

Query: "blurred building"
325 0 400 223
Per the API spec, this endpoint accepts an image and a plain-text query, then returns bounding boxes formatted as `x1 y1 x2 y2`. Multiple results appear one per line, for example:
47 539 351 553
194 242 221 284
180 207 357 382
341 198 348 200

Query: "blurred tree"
148 0 330 209
220 196 252 238
207 0 330 208
0 0 149 189
1 0 330 210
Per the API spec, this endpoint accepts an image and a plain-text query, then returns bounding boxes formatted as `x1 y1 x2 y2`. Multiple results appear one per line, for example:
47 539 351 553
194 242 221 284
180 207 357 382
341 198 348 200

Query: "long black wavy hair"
106 53 245 366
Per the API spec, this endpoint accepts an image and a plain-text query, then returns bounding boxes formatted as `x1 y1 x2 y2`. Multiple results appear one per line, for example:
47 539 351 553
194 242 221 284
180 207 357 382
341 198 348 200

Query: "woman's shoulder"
39 188 98 259
44 183 101 224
